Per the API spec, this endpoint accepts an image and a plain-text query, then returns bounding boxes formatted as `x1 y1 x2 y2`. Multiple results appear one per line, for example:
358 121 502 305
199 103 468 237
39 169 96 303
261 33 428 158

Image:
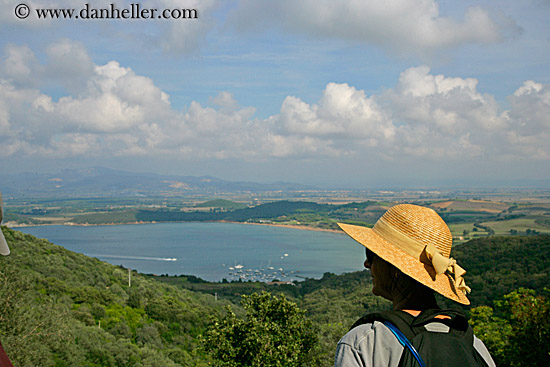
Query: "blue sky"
0 0 549 188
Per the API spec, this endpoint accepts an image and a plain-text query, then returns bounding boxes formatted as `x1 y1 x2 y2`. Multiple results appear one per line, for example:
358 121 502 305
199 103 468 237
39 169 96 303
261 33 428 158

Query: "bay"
16 222 365 282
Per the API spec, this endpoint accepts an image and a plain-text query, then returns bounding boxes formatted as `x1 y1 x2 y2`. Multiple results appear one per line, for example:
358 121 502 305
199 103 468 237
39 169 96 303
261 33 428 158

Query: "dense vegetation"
136 200 336 227
470 288 550 367
0 227 231 366
201 292 319 367
0 226 548 366
452 235 550 306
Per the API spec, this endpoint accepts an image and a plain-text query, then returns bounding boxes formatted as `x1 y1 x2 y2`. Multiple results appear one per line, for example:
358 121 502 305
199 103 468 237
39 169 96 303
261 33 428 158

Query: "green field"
481 217 550 235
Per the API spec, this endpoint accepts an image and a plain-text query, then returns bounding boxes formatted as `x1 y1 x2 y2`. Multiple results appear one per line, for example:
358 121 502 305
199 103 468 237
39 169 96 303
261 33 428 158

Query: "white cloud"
504 81 550 159
0 44 41 87
44 39 94 92
209 91 239 111
43 60 172 135
0 42 548 165
278 83 391 137
230 0 505 54
389 65 506 132
0 39 94 93
382 66 510 158
50 133 100 157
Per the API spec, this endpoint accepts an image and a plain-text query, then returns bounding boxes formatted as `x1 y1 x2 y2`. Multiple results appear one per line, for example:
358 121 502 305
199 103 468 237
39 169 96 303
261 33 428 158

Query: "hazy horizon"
1 165 549 192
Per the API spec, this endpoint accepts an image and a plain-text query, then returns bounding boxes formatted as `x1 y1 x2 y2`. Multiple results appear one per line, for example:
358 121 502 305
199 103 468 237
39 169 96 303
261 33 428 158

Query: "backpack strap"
411 309 473 345
383 321 426 367
350 311 425 366
350 309 473 343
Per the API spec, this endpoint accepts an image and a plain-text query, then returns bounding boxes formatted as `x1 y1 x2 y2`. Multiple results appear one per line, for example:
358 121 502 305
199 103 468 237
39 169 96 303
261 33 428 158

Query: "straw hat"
0 192 9 256
338 204 470 305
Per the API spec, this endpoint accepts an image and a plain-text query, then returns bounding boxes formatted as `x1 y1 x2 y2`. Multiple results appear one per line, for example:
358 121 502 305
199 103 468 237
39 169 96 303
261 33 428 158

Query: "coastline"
6 220 344 234
233 221 341 234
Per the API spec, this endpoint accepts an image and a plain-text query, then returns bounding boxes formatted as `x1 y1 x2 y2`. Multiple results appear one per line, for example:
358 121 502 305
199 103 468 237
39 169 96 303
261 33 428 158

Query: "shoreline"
234 221 341 234
6 220 343 234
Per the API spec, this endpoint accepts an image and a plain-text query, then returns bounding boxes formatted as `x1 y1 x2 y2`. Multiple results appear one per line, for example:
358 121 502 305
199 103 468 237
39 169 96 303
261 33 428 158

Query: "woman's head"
364 248 394 299
364 248 438 309
339 204 470 305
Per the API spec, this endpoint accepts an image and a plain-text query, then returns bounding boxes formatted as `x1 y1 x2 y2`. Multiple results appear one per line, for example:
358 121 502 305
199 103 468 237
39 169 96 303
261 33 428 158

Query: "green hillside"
1 226 548 366
452 235 550 307
0 226 233 367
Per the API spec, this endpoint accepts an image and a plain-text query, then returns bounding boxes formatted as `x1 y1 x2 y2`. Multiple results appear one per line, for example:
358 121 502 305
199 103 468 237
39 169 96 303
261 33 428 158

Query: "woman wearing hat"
334 204 495 367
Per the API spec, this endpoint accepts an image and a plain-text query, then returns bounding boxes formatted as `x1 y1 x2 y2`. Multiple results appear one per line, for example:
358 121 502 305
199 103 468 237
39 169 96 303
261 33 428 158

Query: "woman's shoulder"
338 320 396 348
335 321 404 367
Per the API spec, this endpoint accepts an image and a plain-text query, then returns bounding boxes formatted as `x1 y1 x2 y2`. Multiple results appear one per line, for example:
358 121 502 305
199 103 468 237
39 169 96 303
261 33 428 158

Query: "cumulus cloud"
230 0 505 53
0 42 548 165
44 39 95 93
265 83 395 157
0 44 41 87
0 39 94 93
504 81 550 159
382 66 508 158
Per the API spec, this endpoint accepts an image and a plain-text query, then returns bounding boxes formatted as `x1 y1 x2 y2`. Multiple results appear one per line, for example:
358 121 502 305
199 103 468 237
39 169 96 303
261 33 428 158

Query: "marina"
224 259 300 282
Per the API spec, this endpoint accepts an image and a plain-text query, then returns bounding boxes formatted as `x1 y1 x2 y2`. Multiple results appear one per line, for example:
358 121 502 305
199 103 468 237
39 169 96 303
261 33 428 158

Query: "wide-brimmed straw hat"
338 204 470 305
0 192 9 256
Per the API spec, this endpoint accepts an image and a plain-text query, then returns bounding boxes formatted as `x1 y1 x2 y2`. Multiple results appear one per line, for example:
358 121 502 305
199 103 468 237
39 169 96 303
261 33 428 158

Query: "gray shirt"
334 320 496 367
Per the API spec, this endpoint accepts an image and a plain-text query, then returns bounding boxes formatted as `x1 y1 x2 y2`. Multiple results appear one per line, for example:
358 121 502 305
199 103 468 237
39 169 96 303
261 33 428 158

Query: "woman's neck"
390 275 439 311
392 292 439 311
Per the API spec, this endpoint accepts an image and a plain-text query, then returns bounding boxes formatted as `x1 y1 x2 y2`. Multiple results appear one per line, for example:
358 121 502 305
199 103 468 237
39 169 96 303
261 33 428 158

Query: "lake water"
17 222 365 282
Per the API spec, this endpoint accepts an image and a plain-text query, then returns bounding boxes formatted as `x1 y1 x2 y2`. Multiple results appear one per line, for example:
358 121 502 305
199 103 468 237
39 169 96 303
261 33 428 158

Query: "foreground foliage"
0 226 548 366
452 235 550 306
0 227 229 366
202 292 318 366
470 288 550 367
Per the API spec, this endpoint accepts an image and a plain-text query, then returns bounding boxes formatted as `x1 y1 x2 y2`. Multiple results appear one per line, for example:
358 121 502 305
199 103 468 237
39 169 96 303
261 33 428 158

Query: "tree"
469 306 512 365
504 288 550 367
201 292 318 366
469 288 550 367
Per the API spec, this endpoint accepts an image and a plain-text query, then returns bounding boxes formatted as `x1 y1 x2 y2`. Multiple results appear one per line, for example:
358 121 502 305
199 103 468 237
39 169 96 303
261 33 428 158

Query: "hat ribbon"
373 217 471 295
422 243 471 294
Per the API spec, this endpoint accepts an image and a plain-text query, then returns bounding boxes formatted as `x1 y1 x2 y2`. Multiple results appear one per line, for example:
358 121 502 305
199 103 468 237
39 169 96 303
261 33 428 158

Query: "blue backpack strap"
383 321 426 367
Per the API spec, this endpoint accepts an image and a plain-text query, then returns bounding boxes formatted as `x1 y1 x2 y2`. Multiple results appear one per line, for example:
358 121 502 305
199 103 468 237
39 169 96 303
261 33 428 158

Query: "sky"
0 0 549 188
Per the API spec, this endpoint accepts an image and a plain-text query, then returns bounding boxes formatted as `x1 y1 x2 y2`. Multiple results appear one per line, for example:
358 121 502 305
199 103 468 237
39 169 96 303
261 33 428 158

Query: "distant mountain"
0 167 316 198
